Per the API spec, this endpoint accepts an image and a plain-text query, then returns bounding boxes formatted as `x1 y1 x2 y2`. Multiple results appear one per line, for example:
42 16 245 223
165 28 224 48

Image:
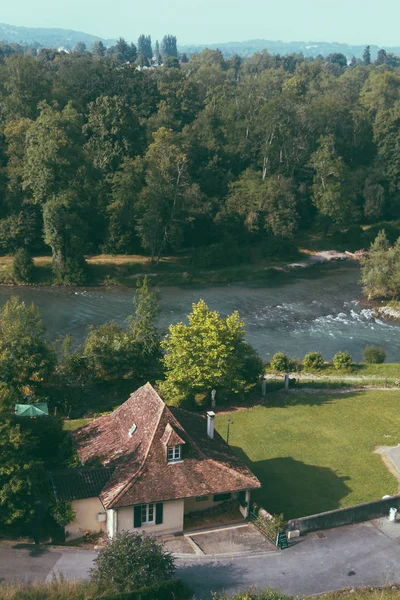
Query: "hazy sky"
3 0 400 46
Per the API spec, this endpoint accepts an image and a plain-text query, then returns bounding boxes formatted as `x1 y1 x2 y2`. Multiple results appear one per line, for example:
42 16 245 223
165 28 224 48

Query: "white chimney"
207 411 215 439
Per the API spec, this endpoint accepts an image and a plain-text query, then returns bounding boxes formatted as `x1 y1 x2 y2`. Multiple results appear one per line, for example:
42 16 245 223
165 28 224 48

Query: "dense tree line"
1 45 400 281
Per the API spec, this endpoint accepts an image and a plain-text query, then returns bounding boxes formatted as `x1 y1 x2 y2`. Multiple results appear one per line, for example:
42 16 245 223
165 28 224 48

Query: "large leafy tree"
360 230 391 298
84 95 143 175
136 128 201 262
309 134 357 227
0 296 55 393
225 169 298 238
158 299 263 406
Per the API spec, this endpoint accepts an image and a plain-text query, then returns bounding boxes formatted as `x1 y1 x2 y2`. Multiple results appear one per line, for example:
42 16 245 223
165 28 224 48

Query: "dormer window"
167 445 181 463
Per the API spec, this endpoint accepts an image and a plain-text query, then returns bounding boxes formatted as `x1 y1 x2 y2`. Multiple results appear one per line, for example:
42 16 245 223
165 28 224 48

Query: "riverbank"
0 249 357 288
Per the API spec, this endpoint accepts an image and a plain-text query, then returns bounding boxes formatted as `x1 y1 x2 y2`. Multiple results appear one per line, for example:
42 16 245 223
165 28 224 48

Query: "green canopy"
15 403 49 417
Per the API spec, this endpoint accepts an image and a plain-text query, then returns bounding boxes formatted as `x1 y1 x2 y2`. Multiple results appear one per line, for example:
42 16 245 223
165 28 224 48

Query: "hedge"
100 578 193 600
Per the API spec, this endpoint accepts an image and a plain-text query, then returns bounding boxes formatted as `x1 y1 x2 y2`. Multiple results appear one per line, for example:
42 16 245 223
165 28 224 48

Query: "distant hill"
0 23 115 50
179 39 400 60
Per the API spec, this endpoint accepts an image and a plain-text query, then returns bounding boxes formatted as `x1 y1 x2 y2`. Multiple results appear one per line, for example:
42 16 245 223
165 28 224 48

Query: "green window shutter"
155 502 163 525
134 505 142 528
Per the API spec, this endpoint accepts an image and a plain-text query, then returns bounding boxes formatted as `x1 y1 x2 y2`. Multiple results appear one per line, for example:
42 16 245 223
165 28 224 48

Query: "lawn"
215 389 400 520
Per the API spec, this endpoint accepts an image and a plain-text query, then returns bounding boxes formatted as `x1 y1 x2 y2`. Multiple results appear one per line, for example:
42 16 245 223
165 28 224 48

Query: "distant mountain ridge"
179 39 400 60
0 23 399 60
0 23 115 49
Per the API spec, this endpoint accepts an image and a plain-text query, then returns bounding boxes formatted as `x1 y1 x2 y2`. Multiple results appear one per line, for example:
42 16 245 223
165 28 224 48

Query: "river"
0 262 399 361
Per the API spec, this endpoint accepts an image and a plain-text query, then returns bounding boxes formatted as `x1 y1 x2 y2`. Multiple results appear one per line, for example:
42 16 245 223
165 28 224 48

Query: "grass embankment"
0 253 293 288
266 363 400 388
216 388 400 519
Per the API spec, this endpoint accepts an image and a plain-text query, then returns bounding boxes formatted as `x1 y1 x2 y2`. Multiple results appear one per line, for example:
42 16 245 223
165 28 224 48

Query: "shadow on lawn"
232 448 351 520
266 388 366 408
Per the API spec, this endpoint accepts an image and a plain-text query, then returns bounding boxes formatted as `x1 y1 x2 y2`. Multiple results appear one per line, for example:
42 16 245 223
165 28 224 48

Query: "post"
261 378 267 397
284 373 289 389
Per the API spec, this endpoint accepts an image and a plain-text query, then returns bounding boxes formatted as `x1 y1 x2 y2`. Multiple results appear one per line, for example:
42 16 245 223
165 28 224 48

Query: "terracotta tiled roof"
73 383 260 509
50 468 114 502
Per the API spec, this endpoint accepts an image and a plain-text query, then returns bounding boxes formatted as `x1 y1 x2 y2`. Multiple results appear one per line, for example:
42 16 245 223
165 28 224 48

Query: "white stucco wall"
66 497 107 540
117 499 184 535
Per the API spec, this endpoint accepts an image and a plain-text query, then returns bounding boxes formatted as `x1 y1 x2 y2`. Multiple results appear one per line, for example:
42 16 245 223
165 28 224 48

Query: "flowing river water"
1 261 399 361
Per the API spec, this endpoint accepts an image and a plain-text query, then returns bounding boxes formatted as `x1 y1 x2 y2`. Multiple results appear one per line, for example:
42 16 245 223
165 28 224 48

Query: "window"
141 503 155 524
195 495 208 502
167 445 181 463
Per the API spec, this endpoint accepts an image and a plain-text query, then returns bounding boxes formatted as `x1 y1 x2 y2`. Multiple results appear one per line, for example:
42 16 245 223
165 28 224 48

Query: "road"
0 520 400 599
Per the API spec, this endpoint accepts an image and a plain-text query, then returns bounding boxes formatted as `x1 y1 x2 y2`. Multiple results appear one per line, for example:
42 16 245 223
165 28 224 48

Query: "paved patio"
162 523 275 556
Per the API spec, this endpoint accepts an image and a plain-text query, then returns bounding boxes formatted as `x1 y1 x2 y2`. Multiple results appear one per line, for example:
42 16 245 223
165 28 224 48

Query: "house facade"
52 383 261 539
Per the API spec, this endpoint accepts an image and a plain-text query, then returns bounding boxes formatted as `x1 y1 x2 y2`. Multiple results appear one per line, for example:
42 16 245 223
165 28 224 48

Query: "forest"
0 40 400 283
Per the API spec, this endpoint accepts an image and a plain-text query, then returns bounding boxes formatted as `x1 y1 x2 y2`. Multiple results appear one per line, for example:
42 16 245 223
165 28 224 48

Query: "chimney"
207 411 215 439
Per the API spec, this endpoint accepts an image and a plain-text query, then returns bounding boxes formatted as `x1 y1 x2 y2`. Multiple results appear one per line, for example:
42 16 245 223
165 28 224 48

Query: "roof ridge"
107 401 166 508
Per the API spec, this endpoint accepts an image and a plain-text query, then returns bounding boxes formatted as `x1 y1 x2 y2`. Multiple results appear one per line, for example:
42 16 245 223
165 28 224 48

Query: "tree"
363 45 371 66
103 157 144 253
43 191 88 285
158 299 263 406
327 53 347 69
376 49 388 65
309 135 356 227
225 170 298 238
154 40 162 64
91 40 106 57
74 41 87 54
90 531 176 593
136 128 201 262
0 417 46 526
360 230 391 298
12 248 34 283
114 38 137 63
129 276 160 355
84 95 143 174
137 35 153 60
84 322 134 380
161 35 178 59
0 297 55 392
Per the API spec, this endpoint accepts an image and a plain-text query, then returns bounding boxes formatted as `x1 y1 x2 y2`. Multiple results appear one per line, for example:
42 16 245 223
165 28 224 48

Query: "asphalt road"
1 520 400 599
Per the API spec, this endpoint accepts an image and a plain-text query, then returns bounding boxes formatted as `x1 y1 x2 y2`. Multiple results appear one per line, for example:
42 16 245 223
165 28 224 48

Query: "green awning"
15 403 49 417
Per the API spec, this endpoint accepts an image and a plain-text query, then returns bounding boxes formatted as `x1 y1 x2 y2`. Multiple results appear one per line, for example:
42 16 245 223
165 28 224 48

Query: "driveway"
162 523 276 556
0 520 400 599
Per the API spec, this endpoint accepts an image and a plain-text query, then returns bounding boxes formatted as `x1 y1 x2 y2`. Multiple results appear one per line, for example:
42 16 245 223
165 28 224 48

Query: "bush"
363 345 386 364
12 248 34 283
270 352 289 372
100 578 193 600
90 532 176 594
333 350 353 370
303 351 324 370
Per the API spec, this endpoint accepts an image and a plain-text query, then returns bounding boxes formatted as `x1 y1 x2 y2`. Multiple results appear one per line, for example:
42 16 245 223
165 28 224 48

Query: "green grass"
63 418 92 431
216 389 400 520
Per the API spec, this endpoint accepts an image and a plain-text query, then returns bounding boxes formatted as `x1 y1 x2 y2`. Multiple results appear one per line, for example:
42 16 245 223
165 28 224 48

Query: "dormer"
161 423 185 464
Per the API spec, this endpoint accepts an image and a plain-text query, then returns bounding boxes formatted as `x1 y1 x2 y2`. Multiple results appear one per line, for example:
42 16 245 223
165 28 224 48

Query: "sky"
2 0 400 47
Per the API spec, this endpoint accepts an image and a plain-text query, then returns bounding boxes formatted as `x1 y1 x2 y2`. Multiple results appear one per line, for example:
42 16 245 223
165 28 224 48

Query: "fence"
287 494 400 535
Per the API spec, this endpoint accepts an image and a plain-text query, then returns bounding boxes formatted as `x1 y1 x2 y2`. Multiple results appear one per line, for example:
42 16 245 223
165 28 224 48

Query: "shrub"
90 531 176 594
363 345 386 364
333 350 353 370
270 352 289 372
303 351 324 370
12 248 34 283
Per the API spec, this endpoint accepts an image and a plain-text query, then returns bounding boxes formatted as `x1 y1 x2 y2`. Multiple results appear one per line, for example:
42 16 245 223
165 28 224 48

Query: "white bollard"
389 507 397 522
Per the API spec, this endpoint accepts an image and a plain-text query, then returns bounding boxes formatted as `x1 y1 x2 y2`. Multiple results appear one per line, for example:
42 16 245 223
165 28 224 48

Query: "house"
52 383 261 539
